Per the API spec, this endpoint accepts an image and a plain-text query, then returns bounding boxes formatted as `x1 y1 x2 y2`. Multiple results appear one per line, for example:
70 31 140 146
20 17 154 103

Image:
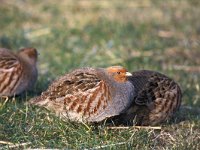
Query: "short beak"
125 72 132 76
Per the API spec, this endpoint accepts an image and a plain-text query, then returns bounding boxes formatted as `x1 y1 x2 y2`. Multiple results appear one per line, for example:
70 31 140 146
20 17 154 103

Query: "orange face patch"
106 66 129 83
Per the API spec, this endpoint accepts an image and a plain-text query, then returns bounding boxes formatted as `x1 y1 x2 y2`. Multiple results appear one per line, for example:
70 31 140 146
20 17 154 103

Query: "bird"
116 70 182 126
0 48 38 97
29 66 135 123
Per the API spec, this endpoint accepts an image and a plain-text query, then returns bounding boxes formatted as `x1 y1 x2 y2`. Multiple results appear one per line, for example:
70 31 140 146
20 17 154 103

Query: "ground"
0 0 200 149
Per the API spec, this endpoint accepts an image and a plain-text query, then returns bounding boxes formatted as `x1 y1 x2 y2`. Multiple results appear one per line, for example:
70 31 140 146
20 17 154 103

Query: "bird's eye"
117 72 120 74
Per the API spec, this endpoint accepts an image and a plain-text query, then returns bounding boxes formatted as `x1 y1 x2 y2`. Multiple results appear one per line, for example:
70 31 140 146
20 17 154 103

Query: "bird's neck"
18 53 36 66
18 56 37 76
96 68 115 84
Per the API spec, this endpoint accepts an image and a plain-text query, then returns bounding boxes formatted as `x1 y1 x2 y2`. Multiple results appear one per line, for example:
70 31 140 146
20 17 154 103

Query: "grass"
0 0 200 149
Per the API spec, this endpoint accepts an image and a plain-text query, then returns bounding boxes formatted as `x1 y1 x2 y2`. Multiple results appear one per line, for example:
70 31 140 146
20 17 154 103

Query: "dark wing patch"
128 70 181 107
121 70 182 125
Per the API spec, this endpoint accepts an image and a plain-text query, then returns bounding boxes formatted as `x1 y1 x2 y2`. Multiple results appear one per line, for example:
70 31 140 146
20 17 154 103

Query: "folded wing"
29 68 112 122
0 49 23 96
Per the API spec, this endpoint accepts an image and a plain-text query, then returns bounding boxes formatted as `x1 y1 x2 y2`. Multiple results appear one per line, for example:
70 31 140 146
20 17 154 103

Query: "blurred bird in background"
0 48 38 97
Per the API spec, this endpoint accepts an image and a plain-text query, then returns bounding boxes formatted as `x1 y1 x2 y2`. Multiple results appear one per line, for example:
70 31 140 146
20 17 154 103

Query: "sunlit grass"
0 0 200 149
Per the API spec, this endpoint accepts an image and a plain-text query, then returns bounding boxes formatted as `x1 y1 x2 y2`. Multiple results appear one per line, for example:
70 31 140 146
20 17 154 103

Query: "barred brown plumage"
29 66 135 123
117 70 182 126
0 48 38 96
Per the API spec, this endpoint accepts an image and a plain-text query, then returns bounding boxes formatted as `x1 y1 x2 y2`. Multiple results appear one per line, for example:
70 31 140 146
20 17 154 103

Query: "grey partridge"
117 70 182 126
29 66 135 123
0 48 38 96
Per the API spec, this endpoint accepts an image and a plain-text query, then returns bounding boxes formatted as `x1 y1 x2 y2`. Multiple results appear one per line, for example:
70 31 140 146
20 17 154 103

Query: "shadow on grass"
172 106 200 123
103 105 200 127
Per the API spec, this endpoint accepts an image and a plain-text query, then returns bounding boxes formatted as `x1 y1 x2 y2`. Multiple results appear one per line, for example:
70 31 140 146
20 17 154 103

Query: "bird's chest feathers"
111 82 135 110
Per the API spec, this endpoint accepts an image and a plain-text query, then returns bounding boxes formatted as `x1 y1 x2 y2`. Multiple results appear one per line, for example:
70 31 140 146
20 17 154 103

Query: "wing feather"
128 70 181 107
0 49 23 95
122 70 182 125
30 68 112 122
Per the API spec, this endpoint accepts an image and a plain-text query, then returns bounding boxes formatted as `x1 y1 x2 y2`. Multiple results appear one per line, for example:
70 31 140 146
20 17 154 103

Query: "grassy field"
0 0 200 149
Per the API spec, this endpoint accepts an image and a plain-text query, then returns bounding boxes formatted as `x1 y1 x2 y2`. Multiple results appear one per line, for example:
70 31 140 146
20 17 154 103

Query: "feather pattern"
29 67 135 123
118 70 182 125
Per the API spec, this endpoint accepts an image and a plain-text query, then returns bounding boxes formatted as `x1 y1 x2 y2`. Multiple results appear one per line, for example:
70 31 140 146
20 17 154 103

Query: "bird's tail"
27 96 47 106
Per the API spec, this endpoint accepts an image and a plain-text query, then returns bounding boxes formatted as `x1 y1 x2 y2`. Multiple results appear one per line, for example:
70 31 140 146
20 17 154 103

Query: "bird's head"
17 48 38 65
106 66 132 83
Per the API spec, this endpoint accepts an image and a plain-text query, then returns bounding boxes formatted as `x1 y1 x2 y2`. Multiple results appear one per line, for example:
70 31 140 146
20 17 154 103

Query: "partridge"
117 70 182 126
29 66 135 123
0 48 38 96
